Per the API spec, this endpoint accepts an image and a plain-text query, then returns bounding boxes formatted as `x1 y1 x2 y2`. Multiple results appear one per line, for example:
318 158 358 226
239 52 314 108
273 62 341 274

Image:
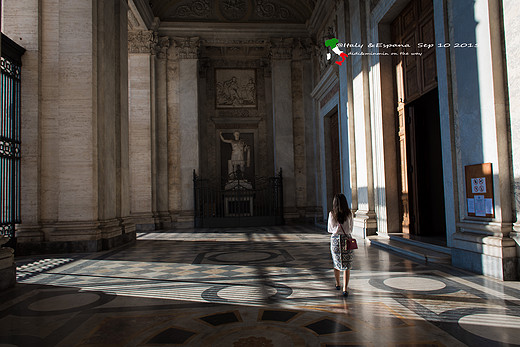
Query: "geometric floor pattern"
2 225 520 346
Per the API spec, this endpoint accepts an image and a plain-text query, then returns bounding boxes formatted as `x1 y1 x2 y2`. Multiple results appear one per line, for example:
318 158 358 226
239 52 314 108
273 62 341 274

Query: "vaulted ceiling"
147 0 317 24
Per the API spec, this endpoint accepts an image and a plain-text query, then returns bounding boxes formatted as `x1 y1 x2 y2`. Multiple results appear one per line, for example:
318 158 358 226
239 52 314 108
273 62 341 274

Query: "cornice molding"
158 22 308 39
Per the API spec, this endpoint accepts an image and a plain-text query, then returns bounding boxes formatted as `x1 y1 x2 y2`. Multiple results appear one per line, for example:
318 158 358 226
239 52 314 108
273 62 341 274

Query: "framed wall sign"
465 163 494 218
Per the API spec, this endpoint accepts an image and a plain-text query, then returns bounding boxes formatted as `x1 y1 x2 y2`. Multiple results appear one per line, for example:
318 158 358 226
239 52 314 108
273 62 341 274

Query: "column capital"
292 38 313 61
169 37 200 60
156 36 170 59
128 30 158 54
270 38 294 60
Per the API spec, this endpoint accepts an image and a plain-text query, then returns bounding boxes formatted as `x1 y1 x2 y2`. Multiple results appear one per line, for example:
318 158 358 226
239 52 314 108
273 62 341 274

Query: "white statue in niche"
220 131 251 177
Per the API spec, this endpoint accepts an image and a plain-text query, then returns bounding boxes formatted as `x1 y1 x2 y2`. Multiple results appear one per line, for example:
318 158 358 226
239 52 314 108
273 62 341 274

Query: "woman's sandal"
342 291 349 297
335 285 341 290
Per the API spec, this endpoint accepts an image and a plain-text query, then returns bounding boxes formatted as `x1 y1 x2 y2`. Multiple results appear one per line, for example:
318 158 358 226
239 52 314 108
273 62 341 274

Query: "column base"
283 207 300 222
16 220 137 255
510 228 520 280
452 230 518 280
175 210 195 228
353 210 378 238
0 264 16 291
126 213 155 231
154 212 172 229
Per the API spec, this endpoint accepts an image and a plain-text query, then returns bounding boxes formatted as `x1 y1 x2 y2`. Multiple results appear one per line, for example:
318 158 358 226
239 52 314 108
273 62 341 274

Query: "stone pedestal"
452 230 517 280
353 211 378 239
0 237 15 290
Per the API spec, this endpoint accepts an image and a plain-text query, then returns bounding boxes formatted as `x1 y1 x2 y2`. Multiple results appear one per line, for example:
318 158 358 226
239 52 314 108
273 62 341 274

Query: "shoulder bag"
340 224 358 250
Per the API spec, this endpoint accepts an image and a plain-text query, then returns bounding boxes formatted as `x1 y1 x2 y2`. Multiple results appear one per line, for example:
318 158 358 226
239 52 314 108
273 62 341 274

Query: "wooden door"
330 112 341 195
397 104 410 233
406 105 420 234
392 0 436 234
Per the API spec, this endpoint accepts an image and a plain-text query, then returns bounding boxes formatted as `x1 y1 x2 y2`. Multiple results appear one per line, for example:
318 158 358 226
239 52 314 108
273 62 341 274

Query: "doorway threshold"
368 233 451 264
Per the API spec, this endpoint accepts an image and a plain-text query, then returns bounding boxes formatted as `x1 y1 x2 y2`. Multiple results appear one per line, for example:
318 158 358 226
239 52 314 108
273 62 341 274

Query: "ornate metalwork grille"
194 169 284 227
1 34 25 239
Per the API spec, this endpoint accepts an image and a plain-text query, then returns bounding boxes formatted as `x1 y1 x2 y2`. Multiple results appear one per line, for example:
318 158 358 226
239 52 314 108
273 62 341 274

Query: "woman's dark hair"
332 193 351 224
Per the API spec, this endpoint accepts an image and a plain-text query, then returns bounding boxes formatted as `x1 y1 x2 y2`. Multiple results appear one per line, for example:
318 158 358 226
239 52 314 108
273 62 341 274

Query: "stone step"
368 236 452 264
387 233 451 255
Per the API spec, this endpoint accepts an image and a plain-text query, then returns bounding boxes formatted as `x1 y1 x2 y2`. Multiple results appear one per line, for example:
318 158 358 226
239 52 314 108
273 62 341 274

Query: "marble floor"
1 225 520 346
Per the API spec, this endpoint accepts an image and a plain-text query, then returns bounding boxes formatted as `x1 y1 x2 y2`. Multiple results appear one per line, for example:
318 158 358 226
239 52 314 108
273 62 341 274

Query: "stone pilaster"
292 39 318 219
335 0 354 212
97 0 130 247
128 29 156 229
348 0 377 238
153 36 171 227
168 37 200 226
449 0 516 280
503 0 520 278
166 45 181 223
271 38 297 219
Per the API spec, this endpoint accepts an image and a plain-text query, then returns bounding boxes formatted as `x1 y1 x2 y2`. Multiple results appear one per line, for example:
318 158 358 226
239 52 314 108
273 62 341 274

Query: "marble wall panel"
129 54 153 214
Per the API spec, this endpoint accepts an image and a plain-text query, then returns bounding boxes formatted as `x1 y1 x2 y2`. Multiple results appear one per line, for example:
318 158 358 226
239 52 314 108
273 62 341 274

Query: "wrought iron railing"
1 34 25 239
194 169 284 227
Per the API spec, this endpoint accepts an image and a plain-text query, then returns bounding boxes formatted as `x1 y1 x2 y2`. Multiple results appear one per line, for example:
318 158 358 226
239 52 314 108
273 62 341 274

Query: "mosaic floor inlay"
1 225 520 346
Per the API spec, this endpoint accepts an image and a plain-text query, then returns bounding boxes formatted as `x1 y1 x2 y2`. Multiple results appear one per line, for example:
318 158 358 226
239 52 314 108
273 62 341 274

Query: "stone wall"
3 0 133 254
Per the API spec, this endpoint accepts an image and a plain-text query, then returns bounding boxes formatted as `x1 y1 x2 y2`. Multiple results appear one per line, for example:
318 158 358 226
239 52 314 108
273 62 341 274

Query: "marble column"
349 0 377 237
153 37 171 227
503 0 520 278
128 30 156 229
271 38 297 219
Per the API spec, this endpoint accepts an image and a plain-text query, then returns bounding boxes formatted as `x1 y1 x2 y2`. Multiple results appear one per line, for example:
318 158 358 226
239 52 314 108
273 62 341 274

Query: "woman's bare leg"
334 269 340 287
343 269 350 292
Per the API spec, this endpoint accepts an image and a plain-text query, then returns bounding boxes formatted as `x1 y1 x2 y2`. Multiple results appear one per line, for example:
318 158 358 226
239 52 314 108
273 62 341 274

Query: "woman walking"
328 193 354 297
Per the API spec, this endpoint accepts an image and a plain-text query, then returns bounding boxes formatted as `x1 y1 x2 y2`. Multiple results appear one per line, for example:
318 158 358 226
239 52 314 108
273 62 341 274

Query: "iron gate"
1 34 25 239
194 169 284 227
